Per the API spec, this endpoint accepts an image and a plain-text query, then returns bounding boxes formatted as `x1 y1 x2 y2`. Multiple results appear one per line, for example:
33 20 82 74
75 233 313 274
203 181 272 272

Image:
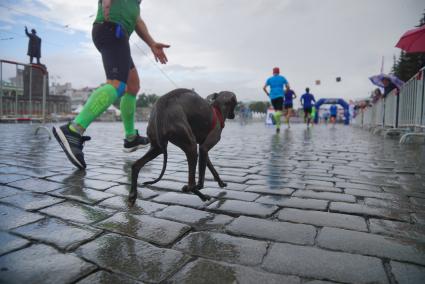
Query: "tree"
136 93 160 108
248 101 270 113
392 11 425 81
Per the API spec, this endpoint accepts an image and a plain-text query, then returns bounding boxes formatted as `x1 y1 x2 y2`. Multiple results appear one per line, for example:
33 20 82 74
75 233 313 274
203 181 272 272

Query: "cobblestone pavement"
1 122 425 284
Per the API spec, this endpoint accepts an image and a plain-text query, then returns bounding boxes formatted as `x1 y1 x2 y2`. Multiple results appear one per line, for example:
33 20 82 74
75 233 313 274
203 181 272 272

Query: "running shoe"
52 124 90 170
270 113 276 125
123 130 150 153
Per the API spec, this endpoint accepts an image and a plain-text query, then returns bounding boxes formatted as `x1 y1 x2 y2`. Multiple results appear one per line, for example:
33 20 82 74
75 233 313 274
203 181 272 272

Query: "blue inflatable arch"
314 98 350 125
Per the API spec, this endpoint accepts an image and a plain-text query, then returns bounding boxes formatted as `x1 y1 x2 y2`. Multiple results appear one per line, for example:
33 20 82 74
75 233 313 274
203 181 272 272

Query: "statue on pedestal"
25 26 42 64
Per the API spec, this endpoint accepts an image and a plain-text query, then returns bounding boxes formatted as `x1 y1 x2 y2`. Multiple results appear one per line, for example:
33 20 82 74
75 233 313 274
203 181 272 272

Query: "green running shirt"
94 0 141 36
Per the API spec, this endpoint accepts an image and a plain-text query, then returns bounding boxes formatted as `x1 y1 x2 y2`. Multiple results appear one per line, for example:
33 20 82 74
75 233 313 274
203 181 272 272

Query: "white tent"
72 104 84 114
72 104 120 116
107 105 121 116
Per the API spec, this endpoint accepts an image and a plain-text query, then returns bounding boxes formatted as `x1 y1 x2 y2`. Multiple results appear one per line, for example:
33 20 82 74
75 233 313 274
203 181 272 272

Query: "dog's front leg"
181 143 198 192
197 133 219 189
206 155 227 188
197 146 208 189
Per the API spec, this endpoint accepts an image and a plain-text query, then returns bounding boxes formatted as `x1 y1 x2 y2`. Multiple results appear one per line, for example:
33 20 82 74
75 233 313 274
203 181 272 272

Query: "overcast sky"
0 0 424 107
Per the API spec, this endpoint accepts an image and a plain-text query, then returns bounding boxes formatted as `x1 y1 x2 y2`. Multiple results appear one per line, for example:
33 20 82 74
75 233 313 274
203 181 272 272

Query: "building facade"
0 65 71 118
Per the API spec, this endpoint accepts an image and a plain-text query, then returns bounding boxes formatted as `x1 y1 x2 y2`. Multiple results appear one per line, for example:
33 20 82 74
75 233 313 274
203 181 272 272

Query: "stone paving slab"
77 233 189 283
153 192 212 209
0 204 44 230
12 218 101 250
335 182 382 192
226 216 316 245
244 186 295 196
256 196 329 210
412 212 425 224
169 258 301 284
369 218 425 242
203 181 248 191
39 201 115 224
277 208 368 231
364 197 418 211
154 205 233 229
293 190 356 203
0 231 30 256
98 195 166 215
317 227 425 266
305 185 343 193
262 242 389 284
0 173 30 184
201 187 260 201
105 184 159 199
174 232 268 266
95 212 191 246
77 270 143 284
49 186 114 205
330 202 411 221
207 199 278 217
344 188 404 200
0 185 22 198
0 244 96 284
0 192 64 210
390 261 425 284
7 178 66 193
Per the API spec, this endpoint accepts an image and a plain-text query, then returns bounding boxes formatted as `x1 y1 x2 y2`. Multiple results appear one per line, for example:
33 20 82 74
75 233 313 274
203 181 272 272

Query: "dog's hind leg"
128 146 162 205
206 155 227 188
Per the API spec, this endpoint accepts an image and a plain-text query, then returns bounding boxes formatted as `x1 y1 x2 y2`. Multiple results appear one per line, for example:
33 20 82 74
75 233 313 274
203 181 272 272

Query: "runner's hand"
151 42 170 64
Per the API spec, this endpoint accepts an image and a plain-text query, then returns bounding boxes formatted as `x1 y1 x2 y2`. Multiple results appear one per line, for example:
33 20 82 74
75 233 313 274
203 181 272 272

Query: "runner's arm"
102 0 111 21
263 84 269 96
135 16 170 64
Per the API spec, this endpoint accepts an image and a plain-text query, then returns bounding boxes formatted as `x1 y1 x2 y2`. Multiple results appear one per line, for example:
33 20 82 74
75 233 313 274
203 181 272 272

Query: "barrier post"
0 61 2 117
42 73 46 123
29 67 32 120
420 69 425 127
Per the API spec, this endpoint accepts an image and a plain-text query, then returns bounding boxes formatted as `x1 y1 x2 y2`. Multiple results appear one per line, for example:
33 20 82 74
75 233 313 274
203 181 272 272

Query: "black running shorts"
92 22 135 83
271 97 284 111
304 107 312 116
284 103 293 109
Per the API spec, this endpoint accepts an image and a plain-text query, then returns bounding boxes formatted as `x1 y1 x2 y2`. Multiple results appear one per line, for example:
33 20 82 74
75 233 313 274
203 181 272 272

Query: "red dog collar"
211 106 225 131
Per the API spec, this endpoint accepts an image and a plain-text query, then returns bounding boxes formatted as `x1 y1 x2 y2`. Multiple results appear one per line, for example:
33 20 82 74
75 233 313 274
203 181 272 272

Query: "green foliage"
248 101 270 113
392 11 425 81
136 93 160 108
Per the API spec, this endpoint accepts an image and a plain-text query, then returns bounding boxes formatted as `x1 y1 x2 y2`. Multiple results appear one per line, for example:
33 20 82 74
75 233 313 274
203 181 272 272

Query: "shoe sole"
52 126 85 170
123 144 148 153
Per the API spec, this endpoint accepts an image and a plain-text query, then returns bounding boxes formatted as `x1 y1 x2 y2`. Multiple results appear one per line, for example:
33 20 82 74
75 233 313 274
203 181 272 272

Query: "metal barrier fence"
383 89 398 128
0 59 51 138
354 67 425 143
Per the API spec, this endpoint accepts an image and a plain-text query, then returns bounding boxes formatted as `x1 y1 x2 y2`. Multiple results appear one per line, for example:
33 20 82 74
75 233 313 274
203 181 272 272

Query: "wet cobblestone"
1 122 425 283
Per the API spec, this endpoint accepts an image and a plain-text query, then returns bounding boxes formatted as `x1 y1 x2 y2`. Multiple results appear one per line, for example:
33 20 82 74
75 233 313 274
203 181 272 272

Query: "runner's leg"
121 64 139 140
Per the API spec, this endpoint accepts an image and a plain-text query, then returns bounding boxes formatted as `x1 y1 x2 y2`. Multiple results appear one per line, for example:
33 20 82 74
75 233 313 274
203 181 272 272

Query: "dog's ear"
206 93 219 105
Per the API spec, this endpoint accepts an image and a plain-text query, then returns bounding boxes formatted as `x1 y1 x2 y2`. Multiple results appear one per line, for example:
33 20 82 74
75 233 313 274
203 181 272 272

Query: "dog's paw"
196 183 204 190
181 185 190 192
218 181 227 188
127 196 136 207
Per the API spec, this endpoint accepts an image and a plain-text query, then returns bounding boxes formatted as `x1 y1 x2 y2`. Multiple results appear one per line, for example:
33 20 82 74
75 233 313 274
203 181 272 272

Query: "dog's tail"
142 148 167 185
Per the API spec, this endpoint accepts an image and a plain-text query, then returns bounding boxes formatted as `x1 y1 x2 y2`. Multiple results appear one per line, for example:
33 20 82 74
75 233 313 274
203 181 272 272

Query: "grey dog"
128 88 237 204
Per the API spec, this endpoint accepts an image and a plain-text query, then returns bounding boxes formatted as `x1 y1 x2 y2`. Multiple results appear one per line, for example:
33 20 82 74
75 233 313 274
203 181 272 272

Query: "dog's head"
206 91 237 119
